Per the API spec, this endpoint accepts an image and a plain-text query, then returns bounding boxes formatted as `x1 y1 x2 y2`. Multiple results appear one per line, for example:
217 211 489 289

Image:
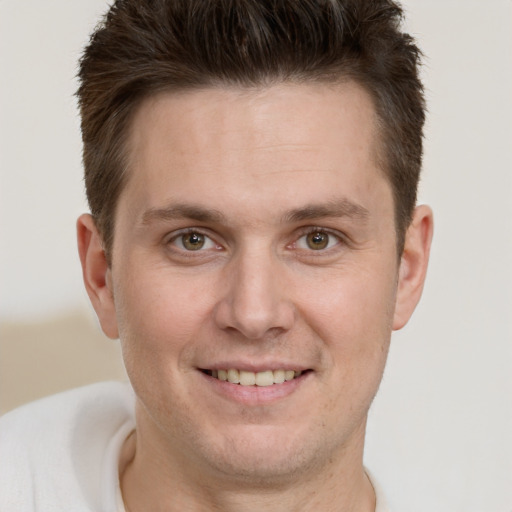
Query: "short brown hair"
77 0 425 257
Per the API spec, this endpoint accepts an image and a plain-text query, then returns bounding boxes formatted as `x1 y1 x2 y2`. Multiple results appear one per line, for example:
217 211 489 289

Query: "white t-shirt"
0 382 391 512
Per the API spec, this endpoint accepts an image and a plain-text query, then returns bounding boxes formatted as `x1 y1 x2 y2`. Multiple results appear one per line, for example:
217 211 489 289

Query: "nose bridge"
214 242 294 339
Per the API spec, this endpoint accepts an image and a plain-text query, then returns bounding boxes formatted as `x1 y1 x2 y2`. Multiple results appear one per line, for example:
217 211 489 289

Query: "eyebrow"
282 199 370 223
141 204 226 225
141 198 369 226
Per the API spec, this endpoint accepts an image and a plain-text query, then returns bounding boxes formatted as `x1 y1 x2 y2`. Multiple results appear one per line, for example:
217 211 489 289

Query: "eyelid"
163 225 347 253
293 226 346 251
165 227 222 251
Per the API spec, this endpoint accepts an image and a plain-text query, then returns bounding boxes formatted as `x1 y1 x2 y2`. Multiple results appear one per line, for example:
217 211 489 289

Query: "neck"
119 416 375 512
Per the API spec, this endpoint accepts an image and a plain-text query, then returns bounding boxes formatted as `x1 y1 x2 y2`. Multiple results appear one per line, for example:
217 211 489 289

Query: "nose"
213 249 295 340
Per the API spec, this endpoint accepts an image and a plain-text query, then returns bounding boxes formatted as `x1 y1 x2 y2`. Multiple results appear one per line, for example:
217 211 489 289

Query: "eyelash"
293 227 344 253
166 228 221 253
165 227 345 255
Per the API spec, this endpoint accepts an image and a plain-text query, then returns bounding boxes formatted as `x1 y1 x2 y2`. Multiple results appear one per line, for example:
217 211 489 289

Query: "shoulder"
0 381 135 512
0 381 134 452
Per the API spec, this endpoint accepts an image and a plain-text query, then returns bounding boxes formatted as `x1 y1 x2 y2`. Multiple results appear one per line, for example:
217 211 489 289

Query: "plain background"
1 1 511 510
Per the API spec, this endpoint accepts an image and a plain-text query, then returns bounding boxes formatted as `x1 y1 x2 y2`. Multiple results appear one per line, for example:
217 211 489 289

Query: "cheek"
113 273 212 424
299 263 397 337
295 263 396 387
112 266 214 375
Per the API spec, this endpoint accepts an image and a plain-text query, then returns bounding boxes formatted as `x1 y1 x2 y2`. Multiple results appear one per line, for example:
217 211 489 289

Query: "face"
79 82 431 484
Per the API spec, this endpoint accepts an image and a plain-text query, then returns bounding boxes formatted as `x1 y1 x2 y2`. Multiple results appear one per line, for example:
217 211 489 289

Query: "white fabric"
0 382 391 511
0 382 135 512
368 468 391 512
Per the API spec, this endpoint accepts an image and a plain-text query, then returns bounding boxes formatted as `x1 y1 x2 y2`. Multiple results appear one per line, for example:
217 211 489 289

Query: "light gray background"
1 1 511 510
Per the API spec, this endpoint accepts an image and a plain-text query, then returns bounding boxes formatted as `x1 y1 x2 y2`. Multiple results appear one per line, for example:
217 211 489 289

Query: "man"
0 0 433 510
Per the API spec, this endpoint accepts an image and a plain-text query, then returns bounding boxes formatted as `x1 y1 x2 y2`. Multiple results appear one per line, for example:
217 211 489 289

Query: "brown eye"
182 232 205 250
170 230 218 253
306 232 329 250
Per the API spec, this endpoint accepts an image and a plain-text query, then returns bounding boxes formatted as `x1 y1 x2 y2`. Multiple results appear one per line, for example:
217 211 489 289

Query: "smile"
202 369 304 387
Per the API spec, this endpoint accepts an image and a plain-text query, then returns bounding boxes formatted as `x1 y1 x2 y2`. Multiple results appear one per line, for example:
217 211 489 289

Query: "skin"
78 82 433 512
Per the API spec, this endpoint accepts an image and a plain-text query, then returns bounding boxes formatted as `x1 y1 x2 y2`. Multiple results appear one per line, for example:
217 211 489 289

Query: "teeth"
239 370 256 386
255 370 274 387
227 369 240 384
211 369 304 386
285 370 295 381
273 369 285 384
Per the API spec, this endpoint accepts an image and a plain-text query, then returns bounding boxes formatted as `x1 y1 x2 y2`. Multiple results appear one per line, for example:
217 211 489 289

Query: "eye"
171 231 218 251
296 230 340 251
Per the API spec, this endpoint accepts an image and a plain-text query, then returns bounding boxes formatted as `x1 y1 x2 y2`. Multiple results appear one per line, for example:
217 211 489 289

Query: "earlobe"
77 214 119 339
393 205 434 330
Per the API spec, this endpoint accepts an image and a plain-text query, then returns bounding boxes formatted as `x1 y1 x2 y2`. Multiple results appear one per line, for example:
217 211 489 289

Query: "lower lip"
198 371 310 405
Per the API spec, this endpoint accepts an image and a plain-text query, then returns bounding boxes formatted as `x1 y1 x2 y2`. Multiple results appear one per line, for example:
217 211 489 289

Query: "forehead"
120 81 389 224
129 81 380 158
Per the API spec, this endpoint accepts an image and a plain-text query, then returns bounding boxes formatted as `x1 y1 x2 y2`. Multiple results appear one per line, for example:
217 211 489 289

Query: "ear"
77 214 119 339
393 205 434 330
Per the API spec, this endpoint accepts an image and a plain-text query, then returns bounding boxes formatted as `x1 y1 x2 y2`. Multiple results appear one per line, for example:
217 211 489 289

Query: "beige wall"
0 312 126 414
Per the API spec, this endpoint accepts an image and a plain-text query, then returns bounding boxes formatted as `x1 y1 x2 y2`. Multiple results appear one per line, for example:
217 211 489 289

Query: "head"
76 0 433 499
78 0 425 260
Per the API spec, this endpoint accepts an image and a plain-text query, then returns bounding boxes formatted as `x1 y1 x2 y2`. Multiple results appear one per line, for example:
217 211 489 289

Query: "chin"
195 424 331 485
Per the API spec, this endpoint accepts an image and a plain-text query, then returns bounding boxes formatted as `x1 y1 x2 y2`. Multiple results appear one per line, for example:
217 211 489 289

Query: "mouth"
200 368 309 387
